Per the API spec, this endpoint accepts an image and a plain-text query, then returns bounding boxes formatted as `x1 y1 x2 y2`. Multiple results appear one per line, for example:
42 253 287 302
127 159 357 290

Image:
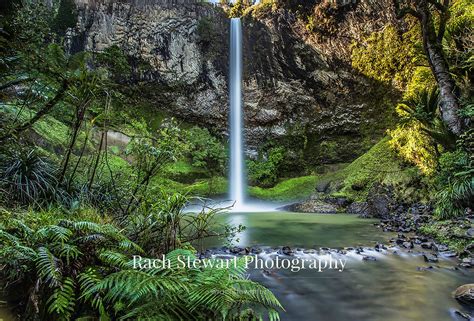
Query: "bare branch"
0 79 69 141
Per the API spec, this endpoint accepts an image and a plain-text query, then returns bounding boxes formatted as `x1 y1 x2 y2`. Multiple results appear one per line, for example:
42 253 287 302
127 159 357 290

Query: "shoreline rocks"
280 199 340 213
454 284 474 306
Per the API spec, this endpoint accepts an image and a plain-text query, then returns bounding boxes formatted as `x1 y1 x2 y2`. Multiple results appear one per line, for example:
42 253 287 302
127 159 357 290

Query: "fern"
47 277 76 320
99 250 129 268
1 215 282 320
36 225 72 243
78 268 108 317
37 246 62 287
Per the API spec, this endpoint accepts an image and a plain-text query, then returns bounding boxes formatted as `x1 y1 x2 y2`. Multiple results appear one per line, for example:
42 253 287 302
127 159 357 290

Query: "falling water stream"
229 18 246 210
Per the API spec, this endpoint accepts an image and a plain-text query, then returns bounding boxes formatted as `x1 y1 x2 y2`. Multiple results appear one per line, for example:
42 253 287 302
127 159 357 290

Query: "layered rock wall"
71 0 399 169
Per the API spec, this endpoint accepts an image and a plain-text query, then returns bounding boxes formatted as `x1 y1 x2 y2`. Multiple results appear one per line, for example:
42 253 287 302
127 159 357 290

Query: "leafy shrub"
247 147 285 188
95 45 131 80
186 126 226 176
123 118 185 215
434 149 473 219
443 0 474 76
126 190 244 254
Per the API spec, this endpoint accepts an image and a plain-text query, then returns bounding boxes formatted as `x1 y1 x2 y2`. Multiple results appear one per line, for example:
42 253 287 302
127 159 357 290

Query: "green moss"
315 137 426 202
249 175 317 201
185 176 227 196
419 220 473 253
351 24 423 90
162 160 208 183
151 176 227 197
32 115 70 146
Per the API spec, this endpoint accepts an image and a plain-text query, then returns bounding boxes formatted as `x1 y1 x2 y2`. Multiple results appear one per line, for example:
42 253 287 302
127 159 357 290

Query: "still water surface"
205 212 474 321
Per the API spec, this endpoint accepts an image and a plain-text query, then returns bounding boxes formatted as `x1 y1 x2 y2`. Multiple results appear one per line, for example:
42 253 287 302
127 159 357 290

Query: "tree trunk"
418 0 462 135
59 104 87 184
88 130 105 190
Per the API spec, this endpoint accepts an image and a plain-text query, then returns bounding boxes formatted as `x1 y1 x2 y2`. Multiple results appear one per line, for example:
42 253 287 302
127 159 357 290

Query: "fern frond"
99 250 129 268
35 225 72 243
78 268 108 317
58 244 82 265
36 246 62 287
47 277 76 319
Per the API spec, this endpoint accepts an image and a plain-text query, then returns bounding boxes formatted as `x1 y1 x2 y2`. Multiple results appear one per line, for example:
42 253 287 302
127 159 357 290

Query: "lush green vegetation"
419 219 472 253
305 0 473 222
247 147 285 188
0 203 281 320
351 23 423 90
249 175 317 201
0 0 473 318
0 2 283 320
312 139 429 203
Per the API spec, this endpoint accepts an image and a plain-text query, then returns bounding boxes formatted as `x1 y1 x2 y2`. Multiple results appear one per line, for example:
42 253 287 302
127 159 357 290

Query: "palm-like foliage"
396 87 456 150
434 147 474 219
0 218 142 320
0 148 58 205
435 170 474 219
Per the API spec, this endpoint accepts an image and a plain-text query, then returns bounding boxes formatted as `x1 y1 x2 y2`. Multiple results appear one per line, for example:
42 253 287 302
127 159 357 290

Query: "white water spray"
229 18 246 210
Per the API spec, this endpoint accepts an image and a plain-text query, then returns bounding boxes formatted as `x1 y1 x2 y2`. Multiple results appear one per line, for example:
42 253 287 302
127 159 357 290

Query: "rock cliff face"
71 0 230 129
71 0 399 169
240 3 399 167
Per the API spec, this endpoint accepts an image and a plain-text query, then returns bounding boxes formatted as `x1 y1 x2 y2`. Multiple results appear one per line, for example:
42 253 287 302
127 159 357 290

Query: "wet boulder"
454 284 474 306
423 253 438 263
279 246 294 256
347 202 369 217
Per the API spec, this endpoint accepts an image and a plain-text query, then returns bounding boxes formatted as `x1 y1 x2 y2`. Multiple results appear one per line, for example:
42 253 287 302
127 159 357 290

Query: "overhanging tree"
392 0 463 135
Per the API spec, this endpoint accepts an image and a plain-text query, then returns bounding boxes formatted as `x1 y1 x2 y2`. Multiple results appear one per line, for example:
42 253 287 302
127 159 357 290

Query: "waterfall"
229 18 246 209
